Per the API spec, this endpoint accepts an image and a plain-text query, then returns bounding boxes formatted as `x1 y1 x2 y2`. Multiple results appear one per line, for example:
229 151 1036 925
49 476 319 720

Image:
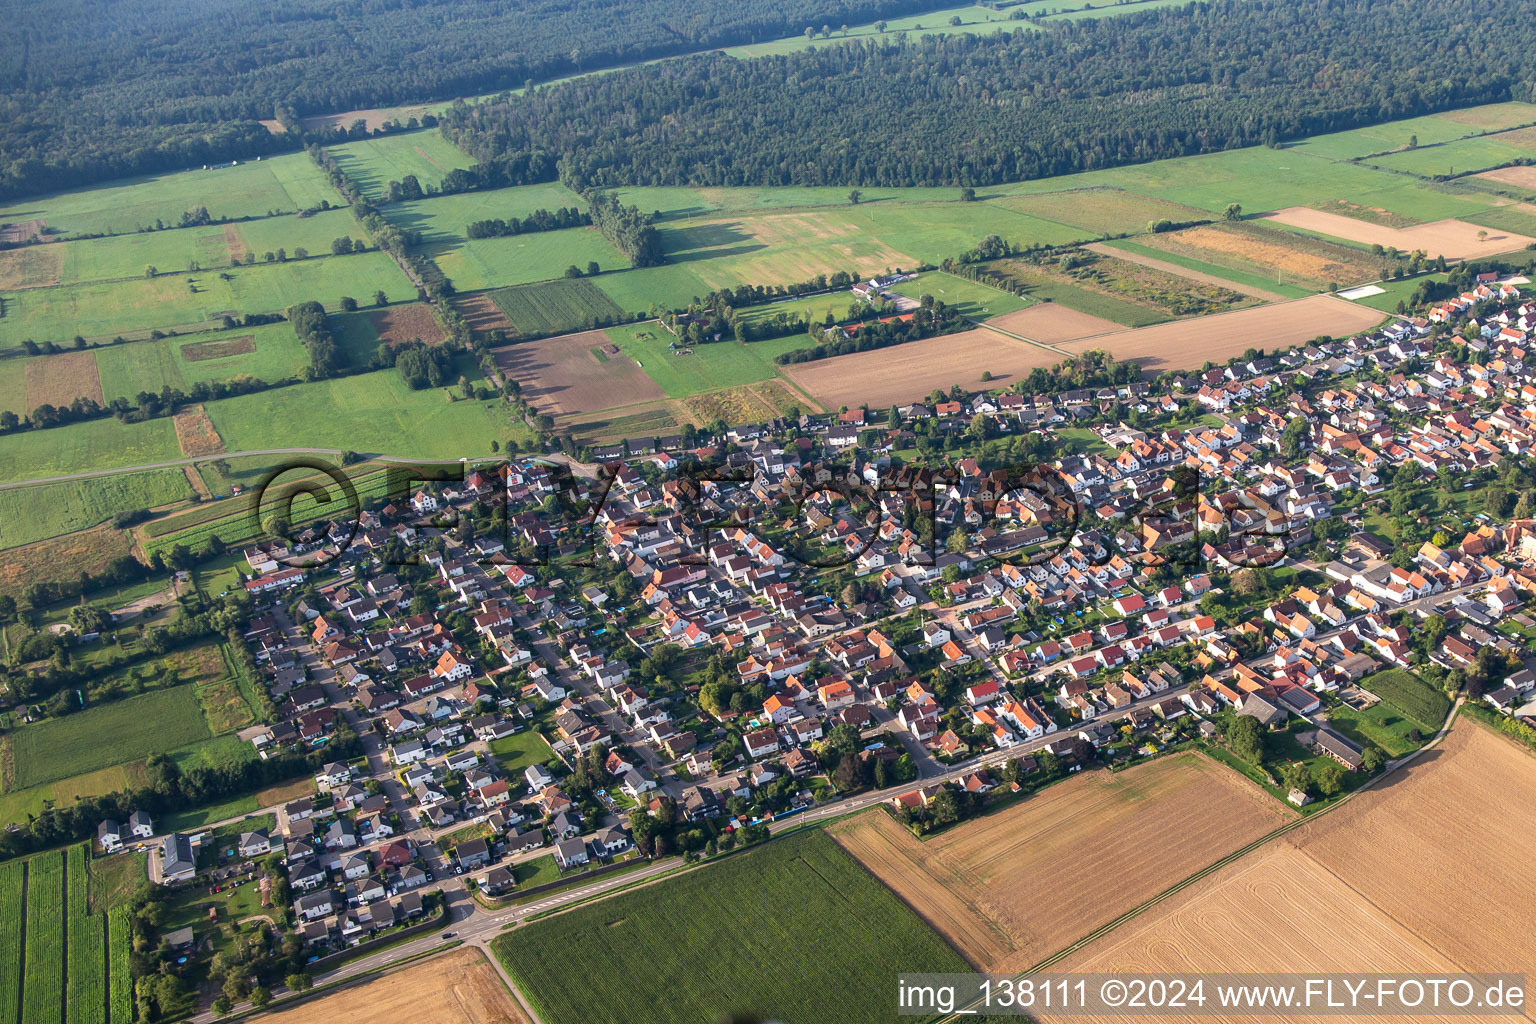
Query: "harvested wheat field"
368 302 446 346
0 244 65 289
1262 206 1535 259
1475 166 1536 191
1058 295 1384 372
986 304 1125 345
262 947 528 1024
1039 722 1536 1024
25 349 106 409
830 753 1290 974
784 328 1061 410
493 329 664 417
173 403 225 456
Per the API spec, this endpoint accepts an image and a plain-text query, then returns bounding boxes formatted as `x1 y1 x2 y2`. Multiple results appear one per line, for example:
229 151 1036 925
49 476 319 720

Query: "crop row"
66 847 107 1024
23 852 64 1024
107 909 133 1024
0 861 24 1024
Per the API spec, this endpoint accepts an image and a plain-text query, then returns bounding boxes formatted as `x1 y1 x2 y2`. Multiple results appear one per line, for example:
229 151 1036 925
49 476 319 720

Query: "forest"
440 0 1536 189
0 0 969 199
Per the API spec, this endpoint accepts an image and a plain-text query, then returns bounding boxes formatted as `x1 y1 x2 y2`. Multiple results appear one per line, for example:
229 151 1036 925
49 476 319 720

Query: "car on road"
441 932 455 939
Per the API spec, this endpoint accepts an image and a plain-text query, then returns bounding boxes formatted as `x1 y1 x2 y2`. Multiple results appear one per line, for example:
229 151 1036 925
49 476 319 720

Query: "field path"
1084 242 1290 301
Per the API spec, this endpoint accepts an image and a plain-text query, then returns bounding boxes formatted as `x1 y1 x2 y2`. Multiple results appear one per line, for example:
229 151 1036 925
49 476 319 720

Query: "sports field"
494 830 968 1024
1039 723 1536 1023
0 154 336 238
0 251 415 348
830 753 1290 973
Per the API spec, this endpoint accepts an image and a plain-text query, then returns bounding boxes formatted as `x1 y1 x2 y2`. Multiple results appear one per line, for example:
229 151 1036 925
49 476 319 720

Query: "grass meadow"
494 830 968 1024
604 322 809 398
327 131 478 203
0 415 182 483
429 228 628 292
11 685 213 789
380 183 587 245
201 366 512 458
0 469 193 549
1365 131 1536 178
0 154 336 238
1284 103 1536 161
0 251 415 348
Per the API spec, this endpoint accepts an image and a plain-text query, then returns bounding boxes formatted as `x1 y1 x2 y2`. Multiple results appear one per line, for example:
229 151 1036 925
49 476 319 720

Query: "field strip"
1084 241 1290 301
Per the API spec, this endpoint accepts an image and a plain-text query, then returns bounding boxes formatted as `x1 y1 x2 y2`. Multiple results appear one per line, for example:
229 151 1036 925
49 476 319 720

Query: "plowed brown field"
493 329 664 417
987 304 1125 344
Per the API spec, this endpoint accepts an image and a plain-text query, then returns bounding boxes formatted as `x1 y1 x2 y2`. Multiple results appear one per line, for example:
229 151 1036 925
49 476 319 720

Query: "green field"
11 685 213 790
486 730 556 775
0 469 193 549
31 208 360 287
202 367 513 458
0 155 337 238
327 130 478 203
1365 131 1536 178
380 183 587 245
0 415 182 484
890 271 1033 319
66 845 107 1024
0 250 415 348
0 764 148 833
1284 105 1536 162
487 277 626 337
1341 273 1449 313
23 851 63 1024
1359 669 1452 732
1327 702 1422 758
107 909 131 1024
0 861 21 1024
93 321 310 402
430 227 628 292
590 263 715 314
494 830 968 1024
605 322 812 398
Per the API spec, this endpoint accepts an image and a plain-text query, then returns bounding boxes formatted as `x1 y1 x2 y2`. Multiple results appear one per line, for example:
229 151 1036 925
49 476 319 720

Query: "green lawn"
0 469 193 549
0 154 337 238
487 729 556 775
1326 702 1424 759
494 831 969 1024
590 263 716 314
1359 669 1452 732
0 250 415 348
1341 273 1449 314
11 685 213 789
1057 427 1113 456
510 854 562 888
327 130 479 204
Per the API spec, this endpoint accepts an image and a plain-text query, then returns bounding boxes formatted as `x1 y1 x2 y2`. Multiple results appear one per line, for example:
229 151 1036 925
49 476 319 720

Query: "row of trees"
466 205 590 238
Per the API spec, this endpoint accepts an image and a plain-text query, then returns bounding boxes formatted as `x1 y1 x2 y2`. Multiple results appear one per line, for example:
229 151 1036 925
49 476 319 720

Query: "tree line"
2 0 969 199
587 192 664 266
466 206 590 238
439 0 1536 189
